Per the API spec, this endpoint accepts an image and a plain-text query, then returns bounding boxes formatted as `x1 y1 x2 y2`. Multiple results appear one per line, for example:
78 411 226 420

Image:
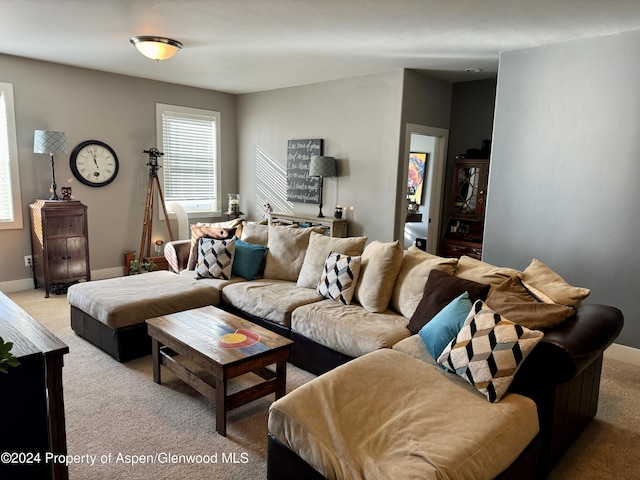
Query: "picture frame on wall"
408 152 428 204
286 138 323 203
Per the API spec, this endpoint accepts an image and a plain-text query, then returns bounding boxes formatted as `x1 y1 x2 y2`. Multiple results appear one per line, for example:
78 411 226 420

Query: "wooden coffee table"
145 305 293 436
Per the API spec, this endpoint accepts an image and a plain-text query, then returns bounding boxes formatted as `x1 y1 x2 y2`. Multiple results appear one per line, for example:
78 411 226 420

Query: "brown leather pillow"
407 270 490 334
486 276 576 330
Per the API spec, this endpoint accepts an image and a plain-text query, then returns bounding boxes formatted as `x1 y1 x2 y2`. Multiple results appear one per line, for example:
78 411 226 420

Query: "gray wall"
237 71 406 242
397 70 453 243
0 54 236 287
440 79 496 243
447 79 497 163
235 69 452 243
1 59 453 288
485 30 640 348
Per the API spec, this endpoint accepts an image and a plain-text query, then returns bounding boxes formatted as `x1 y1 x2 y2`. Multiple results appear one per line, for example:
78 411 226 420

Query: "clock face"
70 140 119 187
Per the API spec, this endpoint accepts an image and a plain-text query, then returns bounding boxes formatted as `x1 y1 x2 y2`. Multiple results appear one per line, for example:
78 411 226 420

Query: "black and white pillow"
196 237 236 280
317 251 361 305
437 300 544 403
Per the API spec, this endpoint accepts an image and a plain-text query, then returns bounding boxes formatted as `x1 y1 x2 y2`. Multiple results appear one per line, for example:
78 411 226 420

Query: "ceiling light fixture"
464 67 483 73
130 36 183 61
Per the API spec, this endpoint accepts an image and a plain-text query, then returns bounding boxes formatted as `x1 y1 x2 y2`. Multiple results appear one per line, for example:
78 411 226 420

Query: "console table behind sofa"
269 212 347 237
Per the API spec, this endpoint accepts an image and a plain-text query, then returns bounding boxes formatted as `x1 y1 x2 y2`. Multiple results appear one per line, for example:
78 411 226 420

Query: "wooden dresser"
29 200 91 298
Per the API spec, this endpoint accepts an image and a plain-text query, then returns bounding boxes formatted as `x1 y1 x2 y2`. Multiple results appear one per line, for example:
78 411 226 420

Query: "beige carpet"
546 350 640 480
5 289 640 479
6 289 315 480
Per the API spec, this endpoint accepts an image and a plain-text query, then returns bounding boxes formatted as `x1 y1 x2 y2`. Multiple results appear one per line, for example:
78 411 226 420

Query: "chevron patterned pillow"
317 251 361 305
437 300 544 403
196 237 236 280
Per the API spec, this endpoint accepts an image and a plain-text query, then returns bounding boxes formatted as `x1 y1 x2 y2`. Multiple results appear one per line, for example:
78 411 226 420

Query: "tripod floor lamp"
34 130 68 200
309 155 336 218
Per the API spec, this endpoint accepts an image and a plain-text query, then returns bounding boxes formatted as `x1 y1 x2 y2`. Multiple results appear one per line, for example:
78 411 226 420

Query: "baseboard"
605 343 640 366
0 278 34 293
91 267 124 280
0 267 124 294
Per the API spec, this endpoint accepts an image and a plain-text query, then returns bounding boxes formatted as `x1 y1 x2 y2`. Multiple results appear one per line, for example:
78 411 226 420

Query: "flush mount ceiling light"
130 36 183 61
464 67 483 73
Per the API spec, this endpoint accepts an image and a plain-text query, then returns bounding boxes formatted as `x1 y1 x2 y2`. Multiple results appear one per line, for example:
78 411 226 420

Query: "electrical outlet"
24 255 33 267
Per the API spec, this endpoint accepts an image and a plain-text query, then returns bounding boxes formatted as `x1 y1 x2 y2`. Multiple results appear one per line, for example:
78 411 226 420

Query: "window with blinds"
156 103 221 216
0 82 23 229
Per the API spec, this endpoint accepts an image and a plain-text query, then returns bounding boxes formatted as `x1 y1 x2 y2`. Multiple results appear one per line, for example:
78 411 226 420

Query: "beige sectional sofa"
162 219 623 479
168 221 585 377
170 221 425 368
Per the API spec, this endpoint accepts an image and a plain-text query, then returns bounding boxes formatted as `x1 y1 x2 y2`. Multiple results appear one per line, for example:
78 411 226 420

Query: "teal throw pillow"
418 291 472 362
232 240 268 280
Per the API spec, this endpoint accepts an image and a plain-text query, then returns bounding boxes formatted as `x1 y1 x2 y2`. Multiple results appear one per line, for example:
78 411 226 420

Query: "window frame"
155 103 221 219
0 82 23 230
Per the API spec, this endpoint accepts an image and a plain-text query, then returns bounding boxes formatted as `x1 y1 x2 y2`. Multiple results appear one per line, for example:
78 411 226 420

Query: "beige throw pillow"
240 221 270 246
296 232 367 288
522 258 590 307
390 247 458 318
354 240 403 313
263 225 319 282
454 255 522 292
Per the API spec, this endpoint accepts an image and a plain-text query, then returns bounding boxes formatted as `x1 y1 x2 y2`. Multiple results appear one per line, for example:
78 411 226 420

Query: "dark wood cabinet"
449 159 489 220
440 159 489 260
29 200 90 297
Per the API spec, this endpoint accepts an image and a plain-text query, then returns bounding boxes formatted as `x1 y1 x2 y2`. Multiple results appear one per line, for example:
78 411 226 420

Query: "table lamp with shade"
33 130 68 200
308 155 336 218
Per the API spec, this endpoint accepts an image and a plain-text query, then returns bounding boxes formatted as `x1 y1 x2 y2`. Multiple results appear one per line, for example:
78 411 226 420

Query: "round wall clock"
70 140 119 187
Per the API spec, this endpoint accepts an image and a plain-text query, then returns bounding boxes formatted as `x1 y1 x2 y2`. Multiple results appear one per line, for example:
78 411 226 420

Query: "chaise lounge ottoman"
268 349 541 480
68 271 219 362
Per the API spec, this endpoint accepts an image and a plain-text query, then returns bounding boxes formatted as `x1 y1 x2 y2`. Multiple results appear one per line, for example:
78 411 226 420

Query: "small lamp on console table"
309 155 336 218
33 130 68 201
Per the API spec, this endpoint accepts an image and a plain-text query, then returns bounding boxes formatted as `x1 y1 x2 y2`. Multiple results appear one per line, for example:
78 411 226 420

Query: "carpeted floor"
4 288 640 479
546 349 640 479
5 289 315 479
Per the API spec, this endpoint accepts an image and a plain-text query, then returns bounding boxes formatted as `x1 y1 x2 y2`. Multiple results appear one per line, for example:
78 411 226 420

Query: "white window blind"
0 82 22 229
157 104 220 216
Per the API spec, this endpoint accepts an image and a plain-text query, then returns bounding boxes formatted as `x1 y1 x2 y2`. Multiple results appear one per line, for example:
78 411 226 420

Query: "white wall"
485 30 640 348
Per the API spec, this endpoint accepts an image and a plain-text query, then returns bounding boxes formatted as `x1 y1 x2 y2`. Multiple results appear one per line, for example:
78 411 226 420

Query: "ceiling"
3 1 640 95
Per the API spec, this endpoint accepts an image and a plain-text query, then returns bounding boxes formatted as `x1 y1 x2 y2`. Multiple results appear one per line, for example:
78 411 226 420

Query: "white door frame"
399 123 449 254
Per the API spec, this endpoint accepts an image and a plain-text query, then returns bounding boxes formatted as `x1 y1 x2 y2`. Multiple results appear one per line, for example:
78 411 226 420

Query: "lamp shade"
33 130 68 155
130 36 183 61
309 156 336 178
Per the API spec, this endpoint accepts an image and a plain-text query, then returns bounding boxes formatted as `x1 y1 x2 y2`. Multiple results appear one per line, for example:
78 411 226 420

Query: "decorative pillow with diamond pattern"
196 237 236 280
437 300 544 403
317 251 361 305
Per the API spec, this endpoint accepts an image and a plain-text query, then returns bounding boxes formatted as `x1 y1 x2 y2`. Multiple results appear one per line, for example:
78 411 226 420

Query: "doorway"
398 124 449 254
